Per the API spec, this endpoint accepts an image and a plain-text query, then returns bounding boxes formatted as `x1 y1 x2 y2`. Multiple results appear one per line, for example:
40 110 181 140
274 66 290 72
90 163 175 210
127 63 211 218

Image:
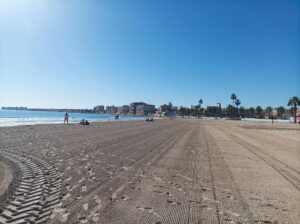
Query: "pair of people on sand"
80 119 89 125
64 112 90 125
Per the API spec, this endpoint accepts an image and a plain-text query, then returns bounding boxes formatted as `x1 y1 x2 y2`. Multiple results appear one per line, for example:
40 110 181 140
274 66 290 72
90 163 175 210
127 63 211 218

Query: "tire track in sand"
0 150 61 224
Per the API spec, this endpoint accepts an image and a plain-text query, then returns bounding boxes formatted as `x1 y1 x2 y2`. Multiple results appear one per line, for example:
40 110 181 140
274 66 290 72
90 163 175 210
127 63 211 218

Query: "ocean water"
0 110 146 127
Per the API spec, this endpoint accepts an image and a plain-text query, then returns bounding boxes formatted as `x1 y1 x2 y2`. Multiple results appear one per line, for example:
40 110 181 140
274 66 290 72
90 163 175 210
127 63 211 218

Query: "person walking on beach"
64 112 69 124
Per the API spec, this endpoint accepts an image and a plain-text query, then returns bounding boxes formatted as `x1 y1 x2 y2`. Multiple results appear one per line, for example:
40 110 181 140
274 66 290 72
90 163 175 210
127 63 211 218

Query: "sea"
0 110 146 127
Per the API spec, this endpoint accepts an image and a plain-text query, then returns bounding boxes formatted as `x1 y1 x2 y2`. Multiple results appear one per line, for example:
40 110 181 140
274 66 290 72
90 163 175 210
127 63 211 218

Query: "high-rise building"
135 103 156 115
130 102 145 115
93 105 105 113
106 106 117 114
117 105 130 114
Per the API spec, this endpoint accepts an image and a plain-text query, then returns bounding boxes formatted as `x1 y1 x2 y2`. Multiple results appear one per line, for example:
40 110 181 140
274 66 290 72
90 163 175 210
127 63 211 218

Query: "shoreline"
0 116 149 128
0 116 296 128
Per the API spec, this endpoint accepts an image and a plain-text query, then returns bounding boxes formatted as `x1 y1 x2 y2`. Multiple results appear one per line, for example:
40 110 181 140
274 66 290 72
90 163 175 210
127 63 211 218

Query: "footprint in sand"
65 184 71 191
82 203 89 211
91 213 100 222
79 216 88 224
120 196 128 201
130 186 142 191
81 185 87 193
167 200 181 205
76 195 82 200
89 176 96 181
50 208 66 220
62 193 71 201
65 177 72 182
78 177 85 183
87 196 102 222
136 206 145 211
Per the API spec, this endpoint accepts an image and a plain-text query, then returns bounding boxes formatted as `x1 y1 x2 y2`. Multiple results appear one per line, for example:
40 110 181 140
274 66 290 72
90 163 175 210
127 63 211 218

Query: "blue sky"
1 0 299 109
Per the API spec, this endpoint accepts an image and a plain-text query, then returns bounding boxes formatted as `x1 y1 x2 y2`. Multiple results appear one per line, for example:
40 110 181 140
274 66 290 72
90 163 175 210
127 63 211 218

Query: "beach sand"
0 160 13 201
0 119 299 223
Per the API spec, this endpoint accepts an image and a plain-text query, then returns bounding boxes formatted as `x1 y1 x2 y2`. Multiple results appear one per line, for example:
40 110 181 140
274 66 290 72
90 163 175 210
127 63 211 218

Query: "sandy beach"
0 119 299 224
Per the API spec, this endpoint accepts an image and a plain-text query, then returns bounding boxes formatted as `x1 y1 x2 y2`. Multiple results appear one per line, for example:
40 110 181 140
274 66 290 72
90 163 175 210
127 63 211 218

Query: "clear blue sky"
1 0 299 109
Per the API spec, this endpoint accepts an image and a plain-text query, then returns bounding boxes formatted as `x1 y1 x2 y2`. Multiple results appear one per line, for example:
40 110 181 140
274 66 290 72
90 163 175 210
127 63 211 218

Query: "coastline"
0 110 149 127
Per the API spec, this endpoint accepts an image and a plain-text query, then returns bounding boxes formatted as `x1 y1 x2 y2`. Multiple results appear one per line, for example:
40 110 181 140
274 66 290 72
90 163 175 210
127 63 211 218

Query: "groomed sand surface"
0 160 13 199
0 119 299 223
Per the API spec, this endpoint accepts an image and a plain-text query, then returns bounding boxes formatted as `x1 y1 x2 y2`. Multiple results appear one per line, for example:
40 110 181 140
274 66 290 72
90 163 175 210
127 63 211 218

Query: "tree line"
160 95 300 123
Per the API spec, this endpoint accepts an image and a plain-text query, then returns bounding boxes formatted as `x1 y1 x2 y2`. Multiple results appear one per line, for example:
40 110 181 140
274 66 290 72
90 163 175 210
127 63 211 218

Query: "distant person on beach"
64 112 69 124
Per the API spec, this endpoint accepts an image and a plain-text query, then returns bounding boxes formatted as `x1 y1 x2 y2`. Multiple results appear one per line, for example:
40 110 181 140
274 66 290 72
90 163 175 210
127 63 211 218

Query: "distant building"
130 102 155 115
106 106 117 114
93 105 105 113
272 109 278 117
130 102 145 115
159 102 175 116
117 105 130 114
136 104 156 115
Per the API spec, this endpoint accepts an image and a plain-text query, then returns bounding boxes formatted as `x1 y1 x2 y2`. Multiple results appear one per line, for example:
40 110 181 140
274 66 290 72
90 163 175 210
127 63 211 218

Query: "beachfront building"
93 105 105 113
117 105 130 114
130 102 144 115
130 102 155 115
136 104 156 115
106 106 117 114
159 102 175 117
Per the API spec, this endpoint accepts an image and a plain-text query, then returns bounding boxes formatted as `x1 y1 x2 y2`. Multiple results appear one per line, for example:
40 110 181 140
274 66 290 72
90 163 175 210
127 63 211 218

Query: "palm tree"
235 99 241 107
288 96 300 123
235 99 241 117
198 99 203 117
231 93 237 107
198 99 203 107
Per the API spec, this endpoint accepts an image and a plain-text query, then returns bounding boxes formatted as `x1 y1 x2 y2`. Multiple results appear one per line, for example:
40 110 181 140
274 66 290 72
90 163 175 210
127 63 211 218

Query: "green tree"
239 106 245 117
179 107 185 117
288 96 300 123
235 99 241 117
266 106 273 119
276 106 285 118
226 104 235 118
198 99 203 117
199 99 203 106
256 106 263 118
249 107 255 118
231 93 237 107
235 99 241 108
190 106 197 117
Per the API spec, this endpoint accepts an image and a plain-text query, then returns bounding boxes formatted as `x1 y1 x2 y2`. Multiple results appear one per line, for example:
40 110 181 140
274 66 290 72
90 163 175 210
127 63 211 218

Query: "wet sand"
0 119 299 223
